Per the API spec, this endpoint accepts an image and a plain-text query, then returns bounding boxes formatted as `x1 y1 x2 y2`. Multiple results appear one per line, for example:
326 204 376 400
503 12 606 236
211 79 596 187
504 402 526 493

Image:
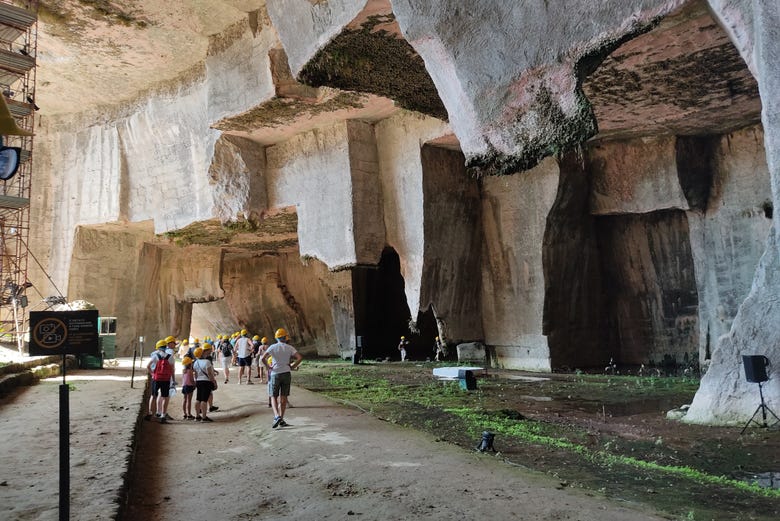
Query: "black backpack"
221 340 233 358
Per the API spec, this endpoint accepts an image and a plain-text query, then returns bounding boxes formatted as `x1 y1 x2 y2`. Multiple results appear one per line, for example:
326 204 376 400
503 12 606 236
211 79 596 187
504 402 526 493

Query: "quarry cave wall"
28 0 780 424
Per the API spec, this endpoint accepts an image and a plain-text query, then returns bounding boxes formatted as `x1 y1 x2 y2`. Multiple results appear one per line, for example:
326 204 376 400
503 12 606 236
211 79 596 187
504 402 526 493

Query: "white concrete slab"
432 366 483 379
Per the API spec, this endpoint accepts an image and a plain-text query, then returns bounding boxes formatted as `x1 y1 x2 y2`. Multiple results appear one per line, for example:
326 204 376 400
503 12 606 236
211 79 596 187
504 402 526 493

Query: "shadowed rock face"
29 0 780 424
584 2 761 140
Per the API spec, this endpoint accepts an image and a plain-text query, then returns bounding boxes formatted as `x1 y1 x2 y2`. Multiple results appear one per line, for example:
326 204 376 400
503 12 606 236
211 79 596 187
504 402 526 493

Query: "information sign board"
28 310 100 356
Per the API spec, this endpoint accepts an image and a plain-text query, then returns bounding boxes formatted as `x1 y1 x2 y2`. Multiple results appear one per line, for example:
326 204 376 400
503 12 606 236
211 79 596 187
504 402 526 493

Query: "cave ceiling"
36 0 760 154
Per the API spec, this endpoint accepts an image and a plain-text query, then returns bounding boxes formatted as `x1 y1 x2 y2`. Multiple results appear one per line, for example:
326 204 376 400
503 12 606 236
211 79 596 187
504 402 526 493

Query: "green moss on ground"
294 362 780 521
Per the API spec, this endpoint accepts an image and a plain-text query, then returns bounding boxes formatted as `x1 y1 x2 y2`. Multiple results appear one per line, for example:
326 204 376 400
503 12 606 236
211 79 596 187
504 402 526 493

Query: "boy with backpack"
146 338 176 423
218 334 233 383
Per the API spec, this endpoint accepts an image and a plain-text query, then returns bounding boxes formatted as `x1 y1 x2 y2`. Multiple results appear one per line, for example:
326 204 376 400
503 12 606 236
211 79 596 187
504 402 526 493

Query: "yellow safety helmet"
165 336 175 344
203 342 213 351
155 339 167 349
261 337 268 344
216 334 222 340
182 356 193 366
181 339 189 345
275 328 288 339
435 336 439 340
194 338 200 344
193 347 204 358
400 336 405 340
241 329 248 336
252 335 260 341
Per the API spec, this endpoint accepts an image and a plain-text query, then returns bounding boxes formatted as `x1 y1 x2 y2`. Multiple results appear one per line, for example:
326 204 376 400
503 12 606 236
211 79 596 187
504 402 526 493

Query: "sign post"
29 310 99 521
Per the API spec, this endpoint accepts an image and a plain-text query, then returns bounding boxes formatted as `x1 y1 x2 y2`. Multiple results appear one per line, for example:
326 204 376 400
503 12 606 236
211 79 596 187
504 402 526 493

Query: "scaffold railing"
0 0 37 353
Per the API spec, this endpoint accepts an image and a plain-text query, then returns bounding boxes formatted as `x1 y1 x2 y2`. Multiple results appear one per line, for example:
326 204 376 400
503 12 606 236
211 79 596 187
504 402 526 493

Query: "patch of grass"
446 408 779 498
161 213 298 248
294 361 780 520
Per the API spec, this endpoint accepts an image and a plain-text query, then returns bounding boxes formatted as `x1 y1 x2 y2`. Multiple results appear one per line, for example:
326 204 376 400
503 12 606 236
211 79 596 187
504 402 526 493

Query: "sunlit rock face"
28 0 780 423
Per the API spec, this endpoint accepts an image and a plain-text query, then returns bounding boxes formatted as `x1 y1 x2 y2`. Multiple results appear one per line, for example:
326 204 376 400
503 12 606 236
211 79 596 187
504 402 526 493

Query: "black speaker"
743 355 769 383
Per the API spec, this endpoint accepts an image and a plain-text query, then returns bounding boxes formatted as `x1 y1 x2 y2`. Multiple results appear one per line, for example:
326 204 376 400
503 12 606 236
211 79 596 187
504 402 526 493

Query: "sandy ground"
1 358 667 521
0 360 145 520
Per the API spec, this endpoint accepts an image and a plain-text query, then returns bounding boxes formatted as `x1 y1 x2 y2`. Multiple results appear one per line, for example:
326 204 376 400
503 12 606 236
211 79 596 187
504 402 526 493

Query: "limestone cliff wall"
30 19 278 296
136 245 224 348
375 111 451 318
217 252 343 356
688 126 772 368
265 122 356 268
67 222 156 355
27 0 780 424
420 144 482 344
481 158 560 370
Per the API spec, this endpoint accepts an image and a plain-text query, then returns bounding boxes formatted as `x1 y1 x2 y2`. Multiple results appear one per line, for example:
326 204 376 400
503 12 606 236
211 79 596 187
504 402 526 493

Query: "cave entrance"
352 247 412 360
189 299 238 342
414 306 440 361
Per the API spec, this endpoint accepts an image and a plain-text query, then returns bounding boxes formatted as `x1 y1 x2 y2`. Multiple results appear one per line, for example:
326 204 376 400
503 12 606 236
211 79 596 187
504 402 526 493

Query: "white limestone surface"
685 0 780 424
31 21 277 293
266 0 367 76
392 0 688 169
375 111 451 318
265 122 357 268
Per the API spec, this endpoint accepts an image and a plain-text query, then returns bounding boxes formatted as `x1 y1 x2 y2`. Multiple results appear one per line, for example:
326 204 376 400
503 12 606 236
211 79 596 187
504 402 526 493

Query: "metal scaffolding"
0 0 36 352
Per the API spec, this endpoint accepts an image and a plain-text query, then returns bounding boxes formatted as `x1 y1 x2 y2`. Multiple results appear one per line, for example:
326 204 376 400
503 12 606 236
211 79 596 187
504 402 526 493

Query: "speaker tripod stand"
740 381 780 435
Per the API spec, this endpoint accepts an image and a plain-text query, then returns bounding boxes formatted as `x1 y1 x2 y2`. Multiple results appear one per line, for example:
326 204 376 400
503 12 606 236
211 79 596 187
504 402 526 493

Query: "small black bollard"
477 431 496 452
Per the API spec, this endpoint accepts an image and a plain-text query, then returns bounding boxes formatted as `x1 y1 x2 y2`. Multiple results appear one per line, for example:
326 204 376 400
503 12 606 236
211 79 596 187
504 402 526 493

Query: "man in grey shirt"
262 327 303 428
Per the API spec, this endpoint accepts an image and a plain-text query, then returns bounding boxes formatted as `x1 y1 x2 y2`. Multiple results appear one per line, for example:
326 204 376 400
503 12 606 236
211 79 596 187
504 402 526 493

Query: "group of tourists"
145 328 302 428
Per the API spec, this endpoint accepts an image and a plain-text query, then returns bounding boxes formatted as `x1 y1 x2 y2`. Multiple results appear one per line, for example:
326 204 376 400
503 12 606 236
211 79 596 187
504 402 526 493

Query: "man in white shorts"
217 334 233 383
235 329 253 384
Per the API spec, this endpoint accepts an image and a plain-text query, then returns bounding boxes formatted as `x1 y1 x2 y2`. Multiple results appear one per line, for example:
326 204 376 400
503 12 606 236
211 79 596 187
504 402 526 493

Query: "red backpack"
152 353 173 381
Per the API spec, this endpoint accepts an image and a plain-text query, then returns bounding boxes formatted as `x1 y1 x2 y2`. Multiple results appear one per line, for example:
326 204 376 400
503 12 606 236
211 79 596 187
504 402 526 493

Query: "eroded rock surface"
25 0 780 424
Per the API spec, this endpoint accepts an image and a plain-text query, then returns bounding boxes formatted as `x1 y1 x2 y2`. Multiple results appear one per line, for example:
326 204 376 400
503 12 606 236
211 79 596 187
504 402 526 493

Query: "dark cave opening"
413 306 440 361
352 247 413 360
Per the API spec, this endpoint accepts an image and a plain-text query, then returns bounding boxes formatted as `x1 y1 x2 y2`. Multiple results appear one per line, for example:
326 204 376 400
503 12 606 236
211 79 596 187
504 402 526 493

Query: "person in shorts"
146 339 176 423
192 344 218 422
180 356 196 419
217 334 233 383
235 329 253 384
262 328 302 428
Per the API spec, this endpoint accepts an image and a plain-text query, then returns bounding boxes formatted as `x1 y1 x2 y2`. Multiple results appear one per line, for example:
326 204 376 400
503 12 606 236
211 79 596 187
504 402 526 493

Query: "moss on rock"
299 14 447 120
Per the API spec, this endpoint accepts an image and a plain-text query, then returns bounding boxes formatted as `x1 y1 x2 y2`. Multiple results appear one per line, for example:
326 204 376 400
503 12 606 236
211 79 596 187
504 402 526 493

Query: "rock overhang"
264 0 760 175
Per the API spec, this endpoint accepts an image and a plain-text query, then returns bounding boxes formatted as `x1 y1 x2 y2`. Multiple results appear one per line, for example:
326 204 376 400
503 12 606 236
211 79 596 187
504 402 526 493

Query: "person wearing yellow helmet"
216 332 234 384
192 343 218 422
180 356 196 419
145 339 176 423
434 336 447 362
398 335 410 362
250 334 264 380
262 327 303 428
165 336 177 359
177 338 190 359
235 328 254 385
255 335 270 383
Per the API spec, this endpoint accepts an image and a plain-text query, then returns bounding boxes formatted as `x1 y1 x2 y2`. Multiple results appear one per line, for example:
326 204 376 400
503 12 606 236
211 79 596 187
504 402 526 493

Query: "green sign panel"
28 310 100 356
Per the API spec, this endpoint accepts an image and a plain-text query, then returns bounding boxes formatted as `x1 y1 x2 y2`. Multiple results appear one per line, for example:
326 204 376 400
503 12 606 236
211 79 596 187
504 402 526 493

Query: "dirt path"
0 368 144 520
121 376 665 521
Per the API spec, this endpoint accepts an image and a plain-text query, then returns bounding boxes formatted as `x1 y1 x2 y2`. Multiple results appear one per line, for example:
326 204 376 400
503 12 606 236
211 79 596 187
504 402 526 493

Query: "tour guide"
262 328 303 428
